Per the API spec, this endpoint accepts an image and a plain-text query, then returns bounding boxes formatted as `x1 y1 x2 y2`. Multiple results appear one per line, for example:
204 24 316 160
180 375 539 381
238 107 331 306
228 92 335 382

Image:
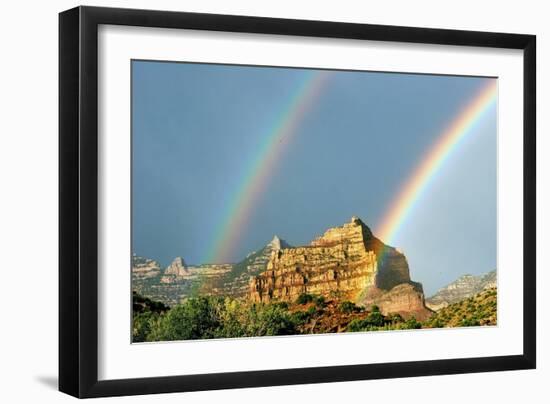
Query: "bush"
273 301 289 310
460 317 480 327
292 310 312 324
426 317 444 328
295 293 314 305
402 317 422 329
339 301 357 314
346 309 386 332
313 295 326 308
347 318 372 332
365 310 385 327
388 313 404 323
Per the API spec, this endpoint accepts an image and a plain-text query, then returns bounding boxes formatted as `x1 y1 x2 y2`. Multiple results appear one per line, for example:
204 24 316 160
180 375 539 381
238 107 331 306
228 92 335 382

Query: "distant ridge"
426 270 496 311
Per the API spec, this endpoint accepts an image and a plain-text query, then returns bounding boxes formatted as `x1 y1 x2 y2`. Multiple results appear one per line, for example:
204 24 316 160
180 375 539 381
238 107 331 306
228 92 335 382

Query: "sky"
132 60 496 295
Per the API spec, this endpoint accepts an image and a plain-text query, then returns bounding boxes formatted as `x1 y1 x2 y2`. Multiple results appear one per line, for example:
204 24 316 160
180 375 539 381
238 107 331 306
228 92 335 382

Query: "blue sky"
132 60 496 295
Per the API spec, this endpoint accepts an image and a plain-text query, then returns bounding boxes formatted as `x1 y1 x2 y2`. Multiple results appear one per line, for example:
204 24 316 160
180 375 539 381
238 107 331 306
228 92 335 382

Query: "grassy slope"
424 288 497 328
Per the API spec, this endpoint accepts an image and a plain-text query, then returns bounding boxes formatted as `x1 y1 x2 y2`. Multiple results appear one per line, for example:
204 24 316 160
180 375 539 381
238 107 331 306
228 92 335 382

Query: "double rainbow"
205 71 497 263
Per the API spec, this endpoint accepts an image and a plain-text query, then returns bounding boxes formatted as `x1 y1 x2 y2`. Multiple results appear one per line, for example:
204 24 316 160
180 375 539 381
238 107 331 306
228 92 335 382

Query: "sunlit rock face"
248 216 431 319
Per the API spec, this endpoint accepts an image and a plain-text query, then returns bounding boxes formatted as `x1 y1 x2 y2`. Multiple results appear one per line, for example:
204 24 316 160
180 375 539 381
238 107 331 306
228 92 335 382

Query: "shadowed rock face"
361 283 432 321
248 216 431 319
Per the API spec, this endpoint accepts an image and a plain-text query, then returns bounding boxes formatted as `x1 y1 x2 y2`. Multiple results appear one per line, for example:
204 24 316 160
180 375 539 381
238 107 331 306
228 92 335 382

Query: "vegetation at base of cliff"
346 307 421 331
134 295 298 342
133 292 421 342
423 288 497 328
132 289 497 342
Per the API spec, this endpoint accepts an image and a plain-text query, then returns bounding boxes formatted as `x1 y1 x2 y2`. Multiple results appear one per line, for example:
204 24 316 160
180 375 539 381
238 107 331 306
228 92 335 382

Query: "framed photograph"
59 6 536 398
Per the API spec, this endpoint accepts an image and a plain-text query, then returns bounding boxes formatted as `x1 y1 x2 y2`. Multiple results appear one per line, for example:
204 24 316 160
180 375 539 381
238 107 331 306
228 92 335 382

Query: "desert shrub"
460 317 480 327
345 304 389 332
347 318 372 332
365 310 385 327
339 301 357 314
273 301 289 310
292 310 312 324
313 295 326 308
387 313 404 323
425 317 444 328
402 317 422 329
295 293 314 305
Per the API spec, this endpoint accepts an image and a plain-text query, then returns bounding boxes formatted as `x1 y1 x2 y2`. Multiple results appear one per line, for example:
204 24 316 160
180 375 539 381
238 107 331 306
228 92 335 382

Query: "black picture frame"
59 5 536 398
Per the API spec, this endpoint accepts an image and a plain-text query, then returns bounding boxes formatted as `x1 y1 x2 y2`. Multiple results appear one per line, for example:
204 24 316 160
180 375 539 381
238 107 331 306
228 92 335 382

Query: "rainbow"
375 79 497 246
205 70 332 263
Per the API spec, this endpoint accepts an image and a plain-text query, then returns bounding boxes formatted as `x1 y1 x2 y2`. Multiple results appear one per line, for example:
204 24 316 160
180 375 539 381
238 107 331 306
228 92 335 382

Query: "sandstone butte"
248 216 433 321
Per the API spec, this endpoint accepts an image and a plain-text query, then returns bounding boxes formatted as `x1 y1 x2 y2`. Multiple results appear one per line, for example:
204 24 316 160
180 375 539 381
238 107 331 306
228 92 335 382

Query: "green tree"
132 310 159 342
244 303 297 336
147 296 222 341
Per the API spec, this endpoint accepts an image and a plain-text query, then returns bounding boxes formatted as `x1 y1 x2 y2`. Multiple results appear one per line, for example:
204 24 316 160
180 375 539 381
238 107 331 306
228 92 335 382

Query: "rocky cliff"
248 216 432 320
426 270 497 311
